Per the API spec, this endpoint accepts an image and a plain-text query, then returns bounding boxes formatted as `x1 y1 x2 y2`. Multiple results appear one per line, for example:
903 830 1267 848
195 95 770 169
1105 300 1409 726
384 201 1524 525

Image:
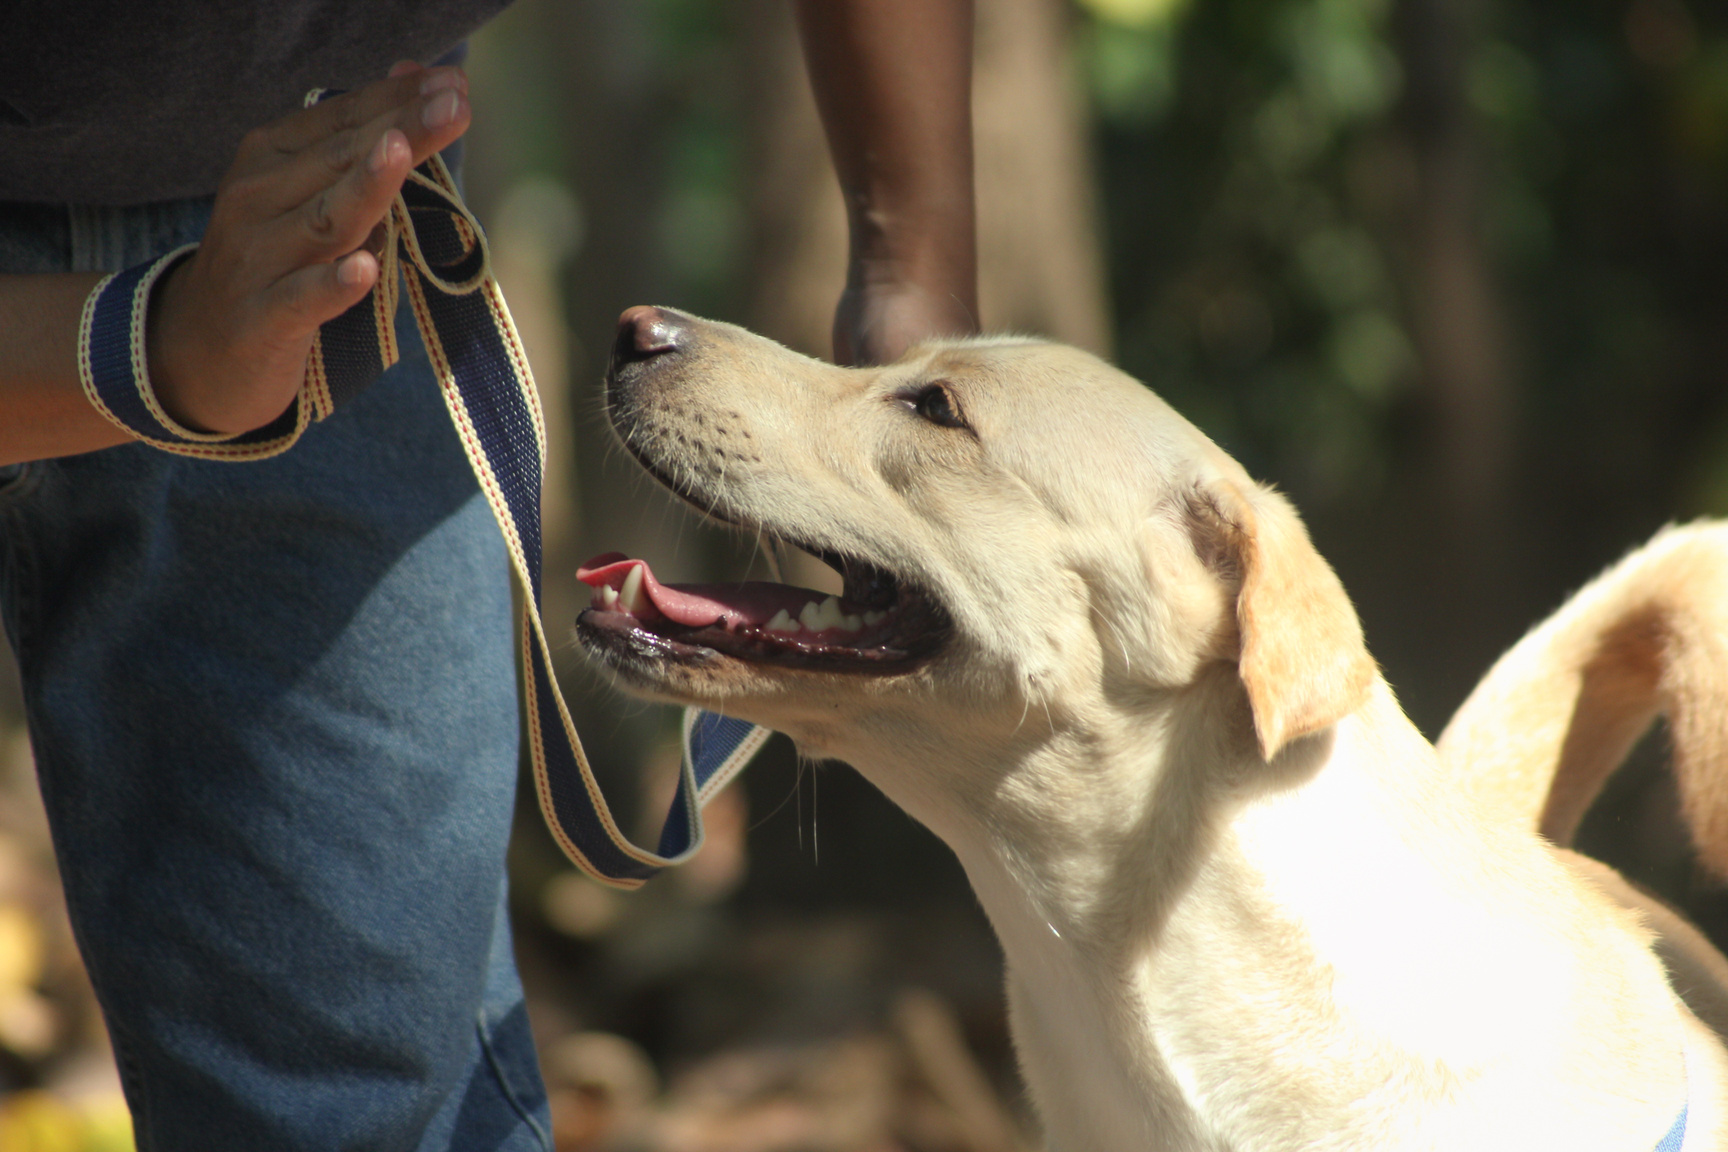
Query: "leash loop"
395 170 490 294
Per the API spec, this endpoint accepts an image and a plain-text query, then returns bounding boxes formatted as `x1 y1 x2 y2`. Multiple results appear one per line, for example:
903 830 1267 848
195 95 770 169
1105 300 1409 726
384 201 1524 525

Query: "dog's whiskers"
1101 615 1136 678
748 757 804 835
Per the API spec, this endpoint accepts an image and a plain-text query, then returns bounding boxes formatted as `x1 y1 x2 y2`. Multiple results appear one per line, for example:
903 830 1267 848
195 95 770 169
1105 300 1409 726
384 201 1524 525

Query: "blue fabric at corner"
1656 1105 1686 1152
0 196 550 1150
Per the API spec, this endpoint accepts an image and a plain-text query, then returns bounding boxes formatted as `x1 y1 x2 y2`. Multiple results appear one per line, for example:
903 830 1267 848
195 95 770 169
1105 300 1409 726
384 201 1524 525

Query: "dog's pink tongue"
577 553 809 627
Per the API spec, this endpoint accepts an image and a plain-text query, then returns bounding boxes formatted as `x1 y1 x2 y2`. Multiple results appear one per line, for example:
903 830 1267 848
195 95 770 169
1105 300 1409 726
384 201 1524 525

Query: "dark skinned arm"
794 0 978 366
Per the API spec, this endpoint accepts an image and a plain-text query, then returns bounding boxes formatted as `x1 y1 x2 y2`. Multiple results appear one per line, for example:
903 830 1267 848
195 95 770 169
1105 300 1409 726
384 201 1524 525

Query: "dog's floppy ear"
1188 480 1375 760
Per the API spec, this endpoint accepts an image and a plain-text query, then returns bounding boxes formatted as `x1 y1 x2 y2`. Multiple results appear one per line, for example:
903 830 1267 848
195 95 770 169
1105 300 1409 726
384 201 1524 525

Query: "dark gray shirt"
0 1 511 205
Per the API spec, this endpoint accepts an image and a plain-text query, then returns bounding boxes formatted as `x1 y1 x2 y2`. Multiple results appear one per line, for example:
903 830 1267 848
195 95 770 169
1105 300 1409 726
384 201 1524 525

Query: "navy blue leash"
79 97 769 888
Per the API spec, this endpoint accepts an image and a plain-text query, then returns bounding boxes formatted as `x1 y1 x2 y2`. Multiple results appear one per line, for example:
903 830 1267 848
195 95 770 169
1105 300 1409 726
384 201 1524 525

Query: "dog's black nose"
612 306 687 367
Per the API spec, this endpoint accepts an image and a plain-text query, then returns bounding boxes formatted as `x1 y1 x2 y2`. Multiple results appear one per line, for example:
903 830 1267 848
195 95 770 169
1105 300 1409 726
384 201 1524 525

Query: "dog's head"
577 307 1373 765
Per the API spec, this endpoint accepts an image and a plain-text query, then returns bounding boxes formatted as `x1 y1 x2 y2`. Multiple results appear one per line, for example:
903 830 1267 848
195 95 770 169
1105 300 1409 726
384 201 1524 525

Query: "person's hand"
832 266 978 368
145 62 471 434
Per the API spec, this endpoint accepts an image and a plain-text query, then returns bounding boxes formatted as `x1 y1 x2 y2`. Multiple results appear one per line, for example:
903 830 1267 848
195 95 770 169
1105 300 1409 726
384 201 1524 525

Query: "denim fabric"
0 199 551 1150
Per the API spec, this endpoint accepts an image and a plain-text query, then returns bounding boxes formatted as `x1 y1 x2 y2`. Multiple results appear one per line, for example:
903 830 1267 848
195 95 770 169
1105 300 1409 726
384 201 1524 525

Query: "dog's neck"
840 672 1684 1152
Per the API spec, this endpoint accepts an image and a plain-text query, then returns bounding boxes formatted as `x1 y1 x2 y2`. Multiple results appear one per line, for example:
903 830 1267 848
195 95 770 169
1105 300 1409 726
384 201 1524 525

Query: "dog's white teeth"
619 565 648 614
798 598 827 631
600 585 620 611
863 610 887 626
799 595 855 633
765 609 801 634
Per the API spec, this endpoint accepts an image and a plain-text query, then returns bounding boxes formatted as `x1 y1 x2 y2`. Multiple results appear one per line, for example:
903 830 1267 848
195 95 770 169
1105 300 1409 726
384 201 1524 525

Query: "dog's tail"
1435 520 1728 872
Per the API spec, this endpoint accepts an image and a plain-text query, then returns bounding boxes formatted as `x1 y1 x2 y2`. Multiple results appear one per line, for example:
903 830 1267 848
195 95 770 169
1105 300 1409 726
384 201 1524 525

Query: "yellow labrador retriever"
575 306 1728 1152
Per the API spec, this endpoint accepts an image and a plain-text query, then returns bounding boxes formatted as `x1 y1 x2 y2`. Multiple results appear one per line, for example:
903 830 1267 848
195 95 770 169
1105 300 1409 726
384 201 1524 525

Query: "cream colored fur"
584 316 1728 1151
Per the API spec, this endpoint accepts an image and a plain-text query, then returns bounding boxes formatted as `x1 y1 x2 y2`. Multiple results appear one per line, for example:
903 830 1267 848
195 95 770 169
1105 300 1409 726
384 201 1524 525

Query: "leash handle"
76 94 772 888
79 245 317 459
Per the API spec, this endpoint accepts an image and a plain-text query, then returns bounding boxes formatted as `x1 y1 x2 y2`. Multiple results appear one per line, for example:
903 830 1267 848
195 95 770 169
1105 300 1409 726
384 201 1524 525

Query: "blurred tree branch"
1393 0 1516 528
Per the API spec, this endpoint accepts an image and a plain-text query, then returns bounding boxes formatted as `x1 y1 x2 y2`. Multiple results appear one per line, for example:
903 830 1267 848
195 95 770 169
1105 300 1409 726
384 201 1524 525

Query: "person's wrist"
845 195 972 254
143 254 294 437
143 256 223 434
845 213 975 311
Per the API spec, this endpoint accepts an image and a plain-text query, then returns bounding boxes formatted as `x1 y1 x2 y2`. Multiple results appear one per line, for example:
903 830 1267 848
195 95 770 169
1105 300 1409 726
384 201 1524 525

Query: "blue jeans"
0 199 551 1150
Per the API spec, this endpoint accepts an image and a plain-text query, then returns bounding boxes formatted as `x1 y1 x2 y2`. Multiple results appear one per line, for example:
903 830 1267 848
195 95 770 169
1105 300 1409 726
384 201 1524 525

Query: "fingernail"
389 59 421 79
338 252 372 288
422 90 461 129
420 68 465 97
368 130 404 173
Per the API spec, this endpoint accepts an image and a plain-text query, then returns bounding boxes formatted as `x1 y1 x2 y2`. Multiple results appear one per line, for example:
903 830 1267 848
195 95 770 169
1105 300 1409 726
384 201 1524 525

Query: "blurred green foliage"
1079 0 1728 528
1079 0 1408 497
468 0 751 324
644 0 747 311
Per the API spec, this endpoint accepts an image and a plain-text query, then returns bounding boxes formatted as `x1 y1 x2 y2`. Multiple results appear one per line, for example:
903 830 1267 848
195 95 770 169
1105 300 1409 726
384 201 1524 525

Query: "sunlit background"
3 0 1728 1146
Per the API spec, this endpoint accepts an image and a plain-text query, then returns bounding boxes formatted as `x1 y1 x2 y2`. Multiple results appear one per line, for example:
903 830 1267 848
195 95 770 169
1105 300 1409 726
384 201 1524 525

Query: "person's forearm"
0 273 132 465
794 0 977 320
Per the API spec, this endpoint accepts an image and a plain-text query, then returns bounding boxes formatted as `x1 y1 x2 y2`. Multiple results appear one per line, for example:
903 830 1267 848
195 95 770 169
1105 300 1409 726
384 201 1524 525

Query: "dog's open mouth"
575 547 949 673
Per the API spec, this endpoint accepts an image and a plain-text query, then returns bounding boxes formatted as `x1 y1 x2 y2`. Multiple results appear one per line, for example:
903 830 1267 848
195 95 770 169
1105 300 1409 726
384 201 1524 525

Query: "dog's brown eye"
910 383 967 430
